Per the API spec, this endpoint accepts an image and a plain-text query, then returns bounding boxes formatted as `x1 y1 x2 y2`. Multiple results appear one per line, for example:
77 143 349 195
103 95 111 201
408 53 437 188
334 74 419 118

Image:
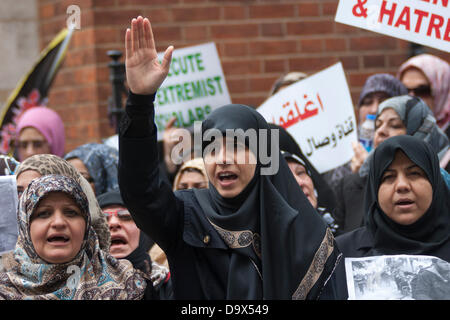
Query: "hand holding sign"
125 16 174 95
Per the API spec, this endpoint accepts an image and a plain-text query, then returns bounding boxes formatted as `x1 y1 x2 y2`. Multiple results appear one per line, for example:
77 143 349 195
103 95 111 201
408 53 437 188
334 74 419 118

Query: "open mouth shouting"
217 171 238 188
47 233 70 246
110 234 128 249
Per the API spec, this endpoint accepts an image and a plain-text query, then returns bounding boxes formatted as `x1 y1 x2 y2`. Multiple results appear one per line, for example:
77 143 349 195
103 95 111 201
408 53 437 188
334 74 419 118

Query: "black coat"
118 93 246 299
118 92 340 300
334 173 367 234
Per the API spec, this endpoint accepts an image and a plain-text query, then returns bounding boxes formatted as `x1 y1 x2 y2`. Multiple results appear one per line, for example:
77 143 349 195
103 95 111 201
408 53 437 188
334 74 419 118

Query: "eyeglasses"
103 209 133 221
407 85 431 97
16 140 48 150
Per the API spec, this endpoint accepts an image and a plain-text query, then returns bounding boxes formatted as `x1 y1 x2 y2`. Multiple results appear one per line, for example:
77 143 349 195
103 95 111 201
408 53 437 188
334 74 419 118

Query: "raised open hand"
125 16 173 95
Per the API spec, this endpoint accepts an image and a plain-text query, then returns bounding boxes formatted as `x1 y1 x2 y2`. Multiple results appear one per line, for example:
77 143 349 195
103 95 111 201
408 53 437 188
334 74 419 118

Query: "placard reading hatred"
257 62 358 174
155 42 231 140
335 0 450 53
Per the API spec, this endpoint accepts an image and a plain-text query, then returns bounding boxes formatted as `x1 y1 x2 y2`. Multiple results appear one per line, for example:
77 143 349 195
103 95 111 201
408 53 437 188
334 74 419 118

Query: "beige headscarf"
173 157 208 191
15 154 111 251
269 72 308 96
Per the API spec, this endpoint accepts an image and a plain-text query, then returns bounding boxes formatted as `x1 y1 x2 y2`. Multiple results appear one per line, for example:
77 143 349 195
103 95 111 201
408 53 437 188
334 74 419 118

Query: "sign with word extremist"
257 63 357 173
335 0 450 53
155 42 231 140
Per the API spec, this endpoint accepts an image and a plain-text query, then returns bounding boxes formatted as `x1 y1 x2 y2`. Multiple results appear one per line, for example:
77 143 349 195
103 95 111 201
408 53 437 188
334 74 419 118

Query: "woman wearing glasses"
98 190 173 299
398 54 449 136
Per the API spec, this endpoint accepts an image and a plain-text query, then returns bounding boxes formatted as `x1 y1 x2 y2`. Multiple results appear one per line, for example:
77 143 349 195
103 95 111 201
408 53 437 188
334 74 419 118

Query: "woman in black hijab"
331 135 450 299
118 16 341 299
268 123 338 212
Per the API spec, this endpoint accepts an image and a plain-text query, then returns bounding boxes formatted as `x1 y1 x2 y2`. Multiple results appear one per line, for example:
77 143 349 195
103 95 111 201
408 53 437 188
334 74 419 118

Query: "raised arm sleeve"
118 91 183 252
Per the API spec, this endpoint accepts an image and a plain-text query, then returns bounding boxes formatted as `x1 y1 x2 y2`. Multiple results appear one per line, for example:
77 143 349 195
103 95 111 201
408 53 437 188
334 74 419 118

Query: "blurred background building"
1 0 449 152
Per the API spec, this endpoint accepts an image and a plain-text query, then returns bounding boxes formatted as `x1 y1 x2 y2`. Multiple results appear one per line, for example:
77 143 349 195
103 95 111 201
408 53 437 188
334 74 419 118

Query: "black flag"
0 28 73 155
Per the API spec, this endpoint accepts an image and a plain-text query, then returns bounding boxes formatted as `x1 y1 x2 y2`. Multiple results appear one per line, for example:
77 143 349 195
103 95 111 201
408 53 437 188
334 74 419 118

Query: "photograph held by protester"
335 95 449 234
118 16 341 300
0 175 154 300
330 135 450 300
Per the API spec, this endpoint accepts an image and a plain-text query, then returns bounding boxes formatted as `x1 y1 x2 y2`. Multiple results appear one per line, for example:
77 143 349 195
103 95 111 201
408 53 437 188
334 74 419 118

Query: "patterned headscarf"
398 54 450 130
15 154 110 251
0 175 147 300
16 107 66 159
64 143 119 196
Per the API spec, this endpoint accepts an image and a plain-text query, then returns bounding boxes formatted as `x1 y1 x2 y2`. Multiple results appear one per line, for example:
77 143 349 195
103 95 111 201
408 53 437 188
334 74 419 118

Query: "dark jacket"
334 173 367 234
119 92 244 299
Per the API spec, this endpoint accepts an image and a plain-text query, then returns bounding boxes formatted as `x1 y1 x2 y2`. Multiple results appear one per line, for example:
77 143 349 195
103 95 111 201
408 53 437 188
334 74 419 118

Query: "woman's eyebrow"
382 168 396 175
405 164 421 171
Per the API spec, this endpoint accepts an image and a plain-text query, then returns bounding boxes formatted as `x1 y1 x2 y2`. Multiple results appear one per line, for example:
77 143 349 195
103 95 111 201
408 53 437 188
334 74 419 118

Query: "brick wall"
38 0 450 152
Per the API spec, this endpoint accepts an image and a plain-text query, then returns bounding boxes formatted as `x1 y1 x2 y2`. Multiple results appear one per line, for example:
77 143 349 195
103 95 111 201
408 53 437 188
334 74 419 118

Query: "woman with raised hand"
0 174 153 300
118 16 341 300
331 135 450 299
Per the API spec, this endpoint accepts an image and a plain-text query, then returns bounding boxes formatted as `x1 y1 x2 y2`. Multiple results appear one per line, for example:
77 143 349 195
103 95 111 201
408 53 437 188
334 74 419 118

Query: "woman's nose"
395 174 411 193
50 211 67 228
217 144 233 164
108 215 121 230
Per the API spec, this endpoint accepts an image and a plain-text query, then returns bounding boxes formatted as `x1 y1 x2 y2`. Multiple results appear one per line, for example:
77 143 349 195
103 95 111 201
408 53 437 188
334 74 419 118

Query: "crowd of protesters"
0 16 448 300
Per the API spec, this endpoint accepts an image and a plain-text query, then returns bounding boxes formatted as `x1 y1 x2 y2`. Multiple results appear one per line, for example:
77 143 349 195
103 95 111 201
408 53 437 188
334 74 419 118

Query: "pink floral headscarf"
398 54 450 131
16 107 65 158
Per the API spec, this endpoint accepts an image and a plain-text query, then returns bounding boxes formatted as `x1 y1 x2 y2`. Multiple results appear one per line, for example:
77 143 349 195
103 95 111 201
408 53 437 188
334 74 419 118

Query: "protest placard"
257 62 357 174
155 42 231 140
0 176 18 255
335 0 450 53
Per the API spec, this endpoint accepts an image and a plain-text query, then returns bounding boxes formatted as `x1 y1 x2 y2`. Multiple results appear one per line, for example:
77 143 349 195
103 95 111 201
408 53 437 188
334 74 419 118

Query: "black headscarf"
365 135 450 257
193 104 341 299
269 123 337 210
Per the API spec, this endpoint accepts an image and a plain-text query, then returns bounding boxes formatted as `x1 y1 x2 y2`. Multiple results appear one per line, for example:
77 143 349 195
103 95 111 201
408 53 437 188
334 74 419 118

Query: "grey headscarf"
359 95 449 177
358 73 408 107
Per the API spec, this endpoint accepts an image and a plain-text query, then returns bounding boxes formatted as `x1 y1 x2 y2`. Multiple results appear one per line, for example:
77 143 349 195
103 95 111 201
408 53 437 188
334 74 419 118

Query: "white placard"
257 62 357 174
335 0 450 53
345 255 450 300
0 176 18 255
155 42 232 140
